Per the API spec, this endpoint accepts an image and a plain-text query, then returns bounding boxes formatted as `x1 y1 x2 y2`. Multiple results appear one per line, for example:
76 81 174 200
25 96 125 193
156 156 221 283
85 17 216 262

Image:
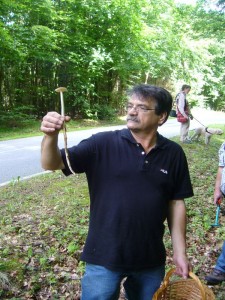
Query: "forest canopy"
0 0 224 121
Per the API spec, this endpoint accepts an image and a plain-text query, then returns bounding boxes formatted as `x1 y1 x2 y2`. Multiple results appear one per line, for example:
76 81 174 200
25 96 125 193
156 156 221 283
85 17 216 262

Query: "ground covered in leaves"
1 125 225 299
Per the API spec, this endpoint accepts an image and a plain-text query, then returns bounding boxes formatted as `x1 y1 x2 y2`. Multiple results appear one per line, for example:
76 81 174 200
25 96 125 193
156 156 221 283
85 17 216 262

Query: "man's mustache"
126 117 139 123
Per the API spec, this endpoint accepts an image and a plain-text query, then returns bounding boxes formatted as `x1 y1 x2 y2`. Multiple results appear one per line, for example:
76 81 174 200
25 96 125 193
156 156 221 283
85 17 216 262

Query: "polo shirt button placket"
137 144 149 165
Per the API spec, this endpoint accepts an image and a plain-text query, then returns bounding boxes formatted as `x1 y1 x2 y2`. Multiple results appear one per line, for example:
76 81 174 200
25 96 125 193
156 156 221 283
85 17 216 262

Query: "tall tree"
1 0 225 120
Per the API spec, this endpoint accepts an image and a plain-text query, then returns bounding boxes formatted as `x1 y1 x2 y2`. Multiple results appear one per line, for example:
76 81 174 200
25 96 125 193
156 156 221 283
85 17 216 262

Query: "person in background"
205 142 225 285
40 84 193 300
176 84 193 144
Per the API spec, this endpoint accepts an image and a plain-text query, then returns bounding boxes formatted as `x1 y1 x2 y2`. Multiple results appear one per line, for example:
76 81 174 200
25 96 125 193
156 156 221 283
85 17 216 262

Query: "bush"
92 104 116 120
0 106 38 127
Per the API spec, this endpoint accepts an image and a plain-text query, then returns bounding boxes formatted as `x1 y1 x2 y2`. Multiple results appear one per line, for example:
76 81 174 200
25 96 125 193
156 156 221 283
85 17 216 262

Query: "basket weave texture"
152 268 215 300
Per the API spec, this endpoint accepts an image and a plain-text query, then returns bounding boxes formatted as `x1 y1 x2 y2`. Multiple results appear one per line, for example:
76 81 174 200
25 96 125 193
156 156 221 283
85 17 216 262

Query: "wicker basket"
152 268 215 300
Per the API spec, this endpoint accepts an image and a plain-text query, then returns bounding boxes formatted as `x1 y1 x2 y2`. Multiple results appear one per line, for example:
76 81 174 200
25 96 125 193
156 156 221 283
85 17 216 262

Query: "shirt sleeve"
60 135 96 175
218 142 225 167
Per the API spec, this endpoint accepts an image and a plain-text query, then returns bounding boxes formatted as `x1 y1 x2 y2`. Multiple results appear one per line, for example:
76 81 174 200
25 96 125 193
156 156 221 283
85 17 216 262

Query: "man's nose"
128 106 138 114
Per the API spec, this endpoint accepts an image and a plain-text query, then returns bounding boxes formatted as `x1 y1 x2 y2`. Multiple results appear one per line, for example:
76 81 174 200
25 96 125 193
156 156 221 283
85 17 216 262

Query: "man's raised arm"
40 112 70 170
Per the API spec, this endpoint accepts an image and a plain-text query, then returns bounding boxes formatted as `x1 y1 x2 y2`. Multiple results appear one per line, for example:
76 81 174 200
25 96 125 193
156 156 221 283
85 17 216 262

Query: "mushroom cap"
55 87 67 92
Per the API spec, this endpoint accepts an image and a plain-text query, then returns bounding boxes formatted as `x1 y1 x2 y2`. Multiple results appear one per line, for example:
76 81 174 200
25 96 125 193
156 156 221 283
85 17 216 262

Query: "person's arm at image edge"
214 166 223 204
167 199 191 278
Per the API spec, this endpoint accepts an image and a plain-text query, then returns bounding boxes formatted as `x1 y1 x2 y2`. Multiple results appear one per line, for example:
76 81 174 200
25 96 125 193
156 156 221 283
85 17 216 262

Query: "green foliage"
90 104 116 120
67 242 79 254
0 0 225 121
217 0 225 10
201 42 225 111
0 105 38 128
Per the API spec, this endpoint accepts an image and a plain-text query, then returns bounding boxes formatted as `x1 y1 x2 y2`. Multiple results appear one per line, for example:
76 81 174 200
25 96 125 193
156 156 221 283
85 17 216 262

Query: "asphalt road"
0 110 224 186
0 125 126 186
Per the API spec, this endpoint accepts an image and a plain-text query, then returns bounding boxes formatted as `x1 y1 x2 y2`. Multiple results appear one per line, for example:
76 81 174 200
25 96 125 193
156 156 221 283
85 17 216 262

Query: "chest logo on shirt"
160 169 168 174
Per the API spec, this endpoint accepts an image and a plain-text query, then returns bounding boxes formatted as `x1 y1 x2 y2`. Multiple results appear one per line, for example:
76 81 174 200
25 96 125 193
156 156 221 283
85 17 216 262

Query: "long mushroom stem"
55 87 76 175
60 92 65 117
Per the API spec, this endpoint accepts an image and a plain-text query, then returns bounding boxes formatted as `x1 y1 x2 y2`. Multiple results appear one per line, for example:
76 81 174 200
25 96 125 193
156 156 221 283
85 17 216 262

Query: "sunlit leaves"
0 0 224 116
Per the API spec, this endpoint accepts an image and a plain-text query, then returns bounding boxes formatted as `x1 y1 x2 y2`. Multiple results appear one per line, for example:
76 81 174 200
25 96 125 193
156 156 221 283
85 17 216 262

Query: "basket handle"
163 268 206 299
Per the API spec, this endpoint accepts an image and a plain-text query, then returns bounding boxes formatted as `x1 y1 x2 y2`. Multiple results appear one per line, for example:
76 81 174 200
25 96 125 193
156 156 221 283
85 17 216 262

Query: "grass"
0 172 88 299
1 122 225 299
0 117 126 141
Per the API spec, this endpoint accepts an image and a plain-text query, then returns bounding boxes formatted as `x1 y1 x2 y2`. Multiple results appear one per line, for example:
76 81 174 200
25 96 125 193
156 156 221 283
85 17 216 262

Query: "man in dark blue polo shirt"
40 84 193 300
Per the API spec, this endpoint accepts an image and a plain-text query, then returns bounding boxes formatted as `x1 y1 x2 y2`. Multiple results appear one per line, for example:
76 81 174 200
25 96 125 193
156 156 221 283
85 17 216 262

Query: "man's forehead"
128 94 155 103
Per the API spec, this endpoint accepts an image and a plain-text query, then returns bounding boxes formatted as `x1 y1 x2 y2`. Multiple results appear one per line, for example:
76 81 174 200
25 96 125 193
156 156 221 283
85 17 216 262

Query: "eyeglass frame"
126 103 156 113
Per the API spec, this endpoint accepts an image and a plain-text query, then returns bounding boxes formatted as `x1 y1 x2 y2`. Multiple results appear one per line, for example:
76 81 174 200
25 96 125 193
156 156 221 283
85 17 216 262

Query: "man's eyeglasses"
126 104 156 113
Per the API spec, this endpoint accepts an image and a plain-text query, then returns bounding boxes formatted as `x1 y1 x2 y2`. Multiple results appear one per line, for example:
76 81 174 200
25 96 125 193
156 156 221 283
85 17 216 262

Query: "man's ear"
158 112 167 126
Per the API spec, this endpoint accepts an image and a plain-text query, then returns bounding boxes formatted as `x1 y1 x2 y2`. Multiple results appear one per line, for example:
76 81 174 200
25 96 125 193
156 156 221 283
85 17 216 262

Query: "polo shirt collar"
120 128 168 149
